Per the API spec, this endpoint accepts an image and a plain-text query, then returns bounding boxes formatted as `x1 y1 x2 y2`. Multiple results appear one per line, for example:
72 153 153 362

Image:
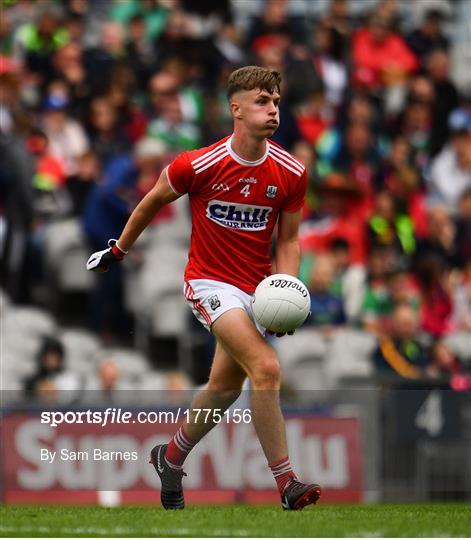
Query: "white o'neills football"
251 274 310 333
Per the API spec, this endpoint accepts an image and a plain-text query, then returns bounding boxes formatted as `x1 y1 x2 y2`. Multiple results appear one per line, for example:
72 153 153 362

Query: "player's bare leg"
212 308 288 462
150 340 246 509
212 308 321 509
183 341 247 442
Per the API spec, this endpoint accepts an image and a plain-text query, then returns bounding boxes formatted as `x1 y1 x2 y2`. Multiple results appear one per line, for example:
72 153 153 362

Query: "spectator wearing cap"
41 80 89 176
50 42 90 119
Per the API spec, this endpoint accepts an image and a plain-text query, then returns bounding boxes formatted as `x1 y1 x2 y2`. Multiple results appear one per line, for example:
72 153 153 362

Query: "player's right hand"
86 239 126 272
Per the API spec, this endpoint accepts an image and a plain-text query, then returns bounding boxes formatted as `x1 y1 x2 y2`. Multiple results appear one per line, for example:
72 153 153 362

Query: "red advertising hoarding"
1 413 363 504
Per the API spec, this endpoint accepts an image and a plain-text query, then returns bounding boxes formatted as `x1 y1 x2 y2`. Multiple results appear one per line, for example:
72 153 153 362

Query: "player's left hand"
86 239 126 272
267 330 295 338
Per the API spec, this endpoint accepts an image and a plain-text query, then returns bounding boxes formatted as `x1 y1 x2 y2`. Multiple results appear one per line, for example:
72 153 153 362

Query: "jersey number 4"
240 185 251 198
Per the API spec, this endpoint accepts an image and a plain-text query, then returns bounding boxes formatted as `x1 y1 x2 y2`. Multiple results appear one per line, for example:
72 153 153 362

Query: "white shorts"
184 279 265 334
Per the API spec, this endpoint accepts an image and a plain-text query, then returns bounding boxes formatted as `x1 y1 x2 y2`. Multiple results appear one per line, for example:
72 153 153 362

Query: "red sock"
165 426 196 468
269 456 296 494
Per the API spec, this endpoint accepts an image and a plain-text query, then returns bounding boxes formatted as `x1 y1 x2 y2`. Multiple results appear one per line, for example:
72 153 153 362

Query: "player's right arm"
86 169 179 272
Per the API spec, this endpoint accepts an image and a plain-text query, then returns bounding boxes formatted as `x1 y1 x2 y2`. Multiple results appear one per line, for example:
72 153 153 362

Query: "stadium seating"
0 288 10 316
43 218 93 293
59 327 102 375
274 328 377 399
325 329 377 386
443 332 471 364
2 307 57 377
274 329 332 401
450 0 471 92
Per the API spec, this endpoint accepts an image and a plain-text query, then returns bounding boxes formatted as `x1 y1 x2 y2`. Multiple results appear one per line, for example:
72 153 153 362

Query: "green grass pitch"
1 503 470 537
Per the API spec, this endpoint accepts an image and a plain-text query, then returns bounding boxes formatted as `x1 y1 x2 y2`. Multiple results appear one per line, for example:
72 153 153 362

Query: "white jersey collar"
226 135 269 167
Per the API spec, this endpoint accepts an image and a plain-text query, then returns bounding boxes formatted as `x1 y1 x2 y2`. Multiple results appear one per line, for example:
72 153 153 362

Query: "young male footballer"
87 66 322 510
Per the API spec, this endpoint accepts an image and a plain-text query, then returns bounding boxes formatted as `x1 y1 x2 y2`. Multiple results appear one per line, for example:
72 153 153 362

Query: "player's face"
231 88 281 137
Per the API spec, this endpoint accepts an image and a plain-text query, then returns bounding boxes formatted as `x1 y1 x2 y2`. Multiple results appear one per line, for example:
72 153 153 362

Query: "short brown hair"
227 66 282 98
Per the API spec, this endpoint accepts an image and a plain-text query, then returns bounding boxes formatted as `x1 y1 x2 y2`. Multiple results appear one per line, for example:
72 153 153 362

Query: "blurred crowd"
22 334 192 405
1 0 470 398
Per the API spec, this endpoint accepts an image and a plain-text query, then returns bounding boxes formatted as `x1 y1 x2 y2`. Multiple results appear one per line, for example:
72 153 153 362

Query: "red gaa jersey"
166 135 307 293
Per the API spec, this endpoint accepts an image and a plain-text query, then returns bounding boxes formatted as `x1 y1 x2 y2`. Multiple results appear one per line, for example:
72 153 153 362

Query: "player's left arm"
275 209 302 277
